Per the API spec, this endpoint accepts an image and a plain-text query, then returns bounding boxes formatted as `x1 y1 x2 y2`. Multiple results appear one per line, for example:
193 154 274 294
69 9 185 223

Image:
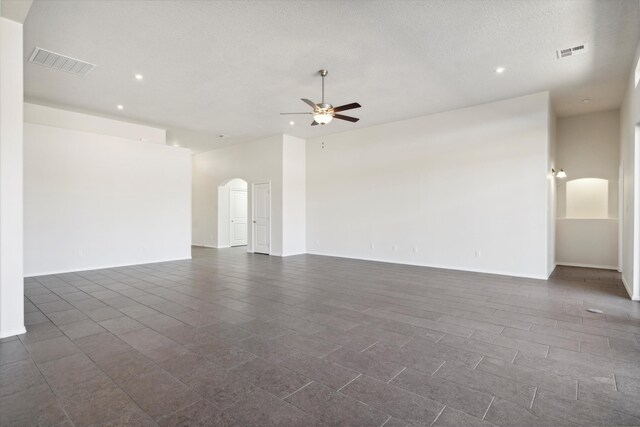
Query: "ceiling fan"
280 69 361 126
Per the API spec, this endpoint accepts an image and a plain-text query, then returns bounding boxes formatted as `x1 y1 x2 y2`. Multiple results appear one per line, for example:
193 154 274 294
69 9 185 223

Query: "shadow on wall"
217 178 248 248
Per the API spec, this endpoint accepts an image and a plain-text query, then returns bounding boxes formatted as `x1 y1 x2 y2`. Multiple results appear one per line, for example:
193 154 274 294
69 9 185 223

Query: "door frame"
229 188 248 247
251 181 271 255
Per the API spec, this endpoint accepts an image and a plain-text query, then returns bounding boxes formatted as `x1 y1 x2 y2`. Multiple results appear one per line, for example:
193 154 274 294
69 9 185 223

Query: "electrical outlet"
392 245 398 252
370 243 375 250
475 250 482 258
413 247 418 253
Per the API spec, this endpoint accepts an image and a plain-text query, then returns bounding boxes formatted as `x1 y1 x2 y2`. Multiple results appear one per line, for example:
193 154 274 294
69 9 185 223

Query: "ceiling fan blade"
333 114 359 122
280 112 312 115
301 98 317 108
311 120 318 126
332 102 361 113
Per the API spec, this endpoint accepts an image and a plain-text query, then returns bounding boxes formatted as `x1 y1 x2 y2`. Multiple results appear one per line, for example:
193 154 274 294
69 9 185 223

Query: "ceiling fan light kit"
313 110 333 124
281 69 361 126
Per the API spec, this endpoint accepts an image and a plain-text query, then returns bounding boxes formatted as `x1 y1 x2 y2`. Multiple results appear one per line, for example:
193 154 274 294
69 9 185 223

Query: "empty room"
1 0 640 426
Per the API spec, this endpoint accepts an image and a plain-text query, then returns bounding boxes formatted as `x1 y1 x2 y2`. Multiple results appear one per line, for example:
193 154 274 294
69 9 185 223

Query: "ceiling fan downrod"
319 69 328 104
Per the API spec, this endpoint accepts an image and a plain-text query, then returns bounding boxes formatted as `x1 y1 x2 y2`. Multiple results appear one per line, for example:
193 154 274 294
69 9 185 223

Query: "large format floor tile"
0 247 637 426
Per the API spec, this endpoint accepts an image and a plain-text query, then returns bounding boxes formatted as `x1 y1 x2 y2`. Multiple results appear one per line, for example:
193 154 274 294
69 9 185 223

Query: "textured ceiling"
24 0 640 153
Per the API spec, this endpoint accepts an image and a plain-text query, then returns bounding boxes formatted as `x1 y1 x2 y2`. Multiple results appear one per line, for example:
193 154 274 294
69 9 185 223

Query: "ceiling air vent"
28 47 95 76
556 44 587 59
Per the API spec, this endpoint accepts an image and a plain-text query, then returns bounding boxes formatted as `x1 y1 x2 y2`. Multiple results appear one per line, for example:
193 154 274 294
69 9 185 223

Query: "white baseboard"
24 255 193 278
0 326 26 339
305 251 549 280
555 262 618 270
280 251 306 257
546 263 558 279
621 274 632 298
621 275 639 301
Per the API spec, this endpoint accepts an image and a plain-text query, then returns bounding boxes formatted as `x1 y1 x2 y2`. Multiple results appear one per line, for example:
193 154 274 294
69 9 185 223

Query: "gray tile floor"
1 247 640 426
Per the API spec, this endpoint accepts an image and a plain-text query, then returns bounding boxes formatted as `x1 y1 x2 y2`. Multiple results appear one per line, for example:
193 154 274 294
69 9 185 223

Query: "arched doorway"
217 178 248 248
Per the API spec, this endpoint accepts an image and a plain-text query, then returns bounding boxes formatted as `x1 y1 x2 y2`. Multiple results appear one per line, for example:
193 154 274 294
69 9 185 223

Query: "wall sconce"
552 168 567 178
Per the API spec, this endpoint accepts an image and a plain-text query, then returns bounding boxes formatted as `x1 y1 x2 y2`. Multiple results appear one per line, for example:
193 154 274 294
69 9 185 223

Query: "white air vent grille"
556 44 587 59
28 47 95 76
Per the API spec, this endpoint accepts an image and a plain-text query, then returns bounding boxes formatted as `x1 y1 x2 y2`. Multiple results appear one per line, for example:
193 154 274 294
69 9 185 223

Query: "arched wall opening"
217 178 248 248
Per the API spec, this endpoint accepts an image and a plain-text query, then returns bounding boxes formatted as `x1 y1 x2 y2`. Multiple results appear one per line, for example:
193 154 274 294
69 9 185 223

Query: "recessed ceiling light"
582 98 591 103
289 121 295 125
134 74 143 80
495 66 506 74
117 105 124 110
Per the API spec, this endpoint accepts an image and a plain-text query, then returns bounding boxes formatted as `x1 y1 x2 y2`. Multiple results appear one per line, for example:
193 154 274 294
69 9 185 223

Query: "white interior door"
230 189 247 246
253 183 270 254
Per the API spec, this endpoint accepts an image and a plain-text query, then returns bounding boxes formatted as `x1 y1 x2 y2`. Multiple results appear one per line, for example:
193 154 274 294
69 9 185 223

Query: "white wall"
547 102 557 276
0 16 25 338
24 109 191 276
555 110 620 269
192 135 284 254
217 178 247 248
25 103 166 145
282 134 306 256
556 219 618 269
557 110 621 187
307 92 552 279
620 40 640 300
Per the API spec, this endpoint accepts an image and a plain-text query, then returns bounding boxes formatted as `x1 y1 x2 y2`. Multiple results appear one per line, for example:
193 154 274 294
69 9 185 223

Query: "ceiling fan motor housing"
316 103 333 113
